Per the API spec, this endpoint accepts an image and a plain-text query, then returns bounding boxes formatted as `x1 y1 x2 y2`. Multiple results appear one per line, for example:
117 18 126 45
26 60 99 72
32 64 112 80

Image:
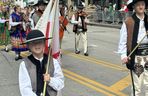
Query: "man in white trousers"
71 4 89 56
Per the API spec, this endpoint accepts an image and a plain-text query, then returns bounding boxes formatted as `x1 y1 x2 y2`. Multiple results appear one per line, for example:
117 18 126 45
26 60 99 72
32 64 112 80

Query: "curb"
88 22 121 29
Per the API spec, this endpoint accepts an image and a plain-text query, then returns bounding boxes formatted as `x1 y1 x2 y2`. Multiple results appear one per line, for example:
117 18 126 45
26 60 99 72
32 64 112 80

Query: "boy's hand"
43 74 50 82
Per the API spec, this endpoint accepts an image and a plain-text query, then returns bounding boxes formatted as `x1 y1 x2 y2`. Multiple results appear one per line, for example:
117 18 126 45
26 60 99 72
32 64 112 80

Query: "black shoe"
1 48 9 52
75 50 80 54
4 48 9 52
5 49 9 52
84 53 89 56
15 56 23 61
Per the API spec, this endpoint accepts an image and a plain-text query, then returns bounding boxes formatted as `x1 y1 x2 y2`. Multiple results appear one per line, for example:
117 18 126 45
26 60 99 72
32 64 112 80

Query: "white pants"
131 56 148 96
75 32 88 53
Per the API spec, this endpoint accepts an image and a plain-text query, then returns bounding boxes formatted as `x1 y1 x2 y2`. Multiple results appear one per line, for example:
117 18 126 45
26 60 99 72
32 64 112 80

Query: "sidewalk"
88 22 121 29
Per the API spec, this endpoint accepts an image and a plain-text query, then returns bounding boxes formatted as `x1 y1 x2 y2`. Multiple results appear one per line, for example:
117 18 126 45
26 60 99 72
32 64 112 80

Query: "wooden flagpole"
42 0 58 96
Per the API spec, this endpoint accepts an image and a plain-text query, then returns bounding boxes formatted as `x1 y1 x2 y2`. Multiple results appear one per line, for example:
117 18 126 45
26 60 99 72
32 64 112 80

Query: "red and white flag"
35 0 60 60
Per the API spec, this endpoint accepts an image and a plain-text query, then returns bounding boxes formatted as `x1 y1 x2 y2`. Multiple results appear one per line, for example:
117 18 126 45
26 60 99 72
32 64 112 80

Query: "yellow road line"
63 69 127 96
63 50 127 71
110 74 131 91
64 73 115 96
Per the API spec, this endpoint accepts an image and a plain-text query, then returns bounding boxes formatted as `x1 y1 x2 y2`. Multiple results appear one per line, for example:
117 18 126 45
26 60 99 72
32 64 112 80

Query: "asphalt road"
0 24 132 96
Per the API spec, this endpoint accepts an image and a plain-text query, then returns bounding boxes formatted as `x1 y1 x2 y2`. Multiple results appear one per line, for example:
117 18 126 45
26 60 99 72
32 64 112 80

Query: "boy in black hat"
19 30 64 96
71 4 89 56
118 0 148 95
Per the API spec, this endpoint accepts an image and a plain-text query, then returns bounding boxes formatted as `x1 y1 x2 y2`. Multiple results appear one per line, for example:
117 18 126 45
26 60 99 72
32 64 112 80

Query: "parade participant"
0 5 6 45
0 5 10 51
118 0 148 95
19 30 64 96
71 4 89 56
59 1 68 53
29 6 35 19
9 5 28 61
32 1 46 26
23 14 34 35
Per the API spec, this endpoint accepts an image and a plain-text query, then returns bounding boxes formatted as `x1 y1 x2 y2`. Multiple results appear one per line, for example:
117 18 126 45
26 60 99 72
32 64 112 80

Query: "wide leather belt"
137 43 148 56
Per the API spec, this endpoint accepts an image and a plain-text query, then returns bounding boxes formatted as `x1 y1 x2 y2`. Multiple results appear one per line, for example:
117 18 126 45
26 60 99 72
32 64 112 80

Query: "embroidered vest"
73 11 87 33
125 14 148 70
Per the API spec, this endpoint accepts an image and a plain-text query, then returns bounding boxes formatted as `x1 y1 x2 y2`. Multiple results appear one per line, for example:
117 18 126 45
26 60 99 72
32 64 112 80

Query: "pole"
42 47 52 96
42 0 58 96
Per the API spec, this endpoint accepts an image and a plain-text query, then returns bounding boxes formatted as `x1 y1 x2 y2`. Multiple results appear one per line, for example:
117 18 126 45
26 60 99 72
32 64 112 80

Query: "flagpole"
42 0 58 96
42 46 52 96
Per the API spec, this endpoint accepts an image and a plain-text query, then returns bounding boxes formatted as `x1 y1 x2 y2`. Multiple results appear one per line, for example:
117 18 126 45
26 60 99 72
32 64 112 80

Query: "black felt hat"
22 30 52 44
127 0 148 10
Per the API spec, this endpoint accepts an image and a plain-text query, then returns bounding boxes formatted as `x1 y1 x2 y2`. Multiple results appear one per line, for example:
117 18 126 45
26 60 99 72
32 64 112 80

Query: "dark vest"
73 11 87 33
23 54 57 96
125 13 148 70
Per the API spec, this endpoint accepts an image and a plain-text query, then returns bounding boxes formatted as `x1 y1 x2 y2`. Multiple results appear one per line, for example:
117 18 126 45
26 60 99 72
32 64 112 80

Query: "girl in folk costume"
0 5 5 44
71 4 89 56
118 0 148 95
0 5 9 47
0 6 10 52
9 5 28 61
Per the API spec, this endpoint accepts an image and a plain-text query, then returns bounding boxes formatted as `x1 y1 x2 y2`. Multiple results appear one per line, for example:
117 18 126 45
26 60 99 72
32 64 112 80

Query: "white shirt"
118 16 148 59
71 14 80 24
29 18 35 29
0 18 7 23
19 58 64 96
71 14 89 25
9 15 22 26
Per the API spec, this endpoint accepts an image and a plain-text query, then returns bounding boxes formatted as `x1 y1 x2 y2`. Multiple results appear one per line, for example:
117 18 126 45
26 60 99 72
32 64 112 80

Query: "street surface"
0 24 132 96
